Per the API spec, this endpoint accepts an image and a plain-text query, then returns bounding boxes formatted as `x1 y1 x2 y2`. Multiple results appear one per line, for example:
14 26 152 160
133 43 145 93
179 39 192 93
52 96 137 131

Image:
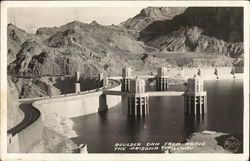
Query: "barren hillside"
120 7 187 31
139 7 243 59
7 7 243 99
8 21 147 77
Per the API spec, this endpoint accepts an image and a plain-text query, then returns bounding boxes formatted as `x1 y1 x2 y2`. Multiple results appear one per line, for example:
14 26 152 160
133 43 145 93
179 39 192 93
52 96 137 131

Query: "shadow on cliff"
53 77 75 94
140 7 243 43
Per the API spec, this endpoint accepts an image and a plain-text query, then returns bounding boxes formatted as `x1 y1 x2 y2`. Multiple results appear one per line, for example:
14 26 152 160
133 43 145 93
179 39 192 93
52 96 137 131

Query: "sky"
8 7 144 33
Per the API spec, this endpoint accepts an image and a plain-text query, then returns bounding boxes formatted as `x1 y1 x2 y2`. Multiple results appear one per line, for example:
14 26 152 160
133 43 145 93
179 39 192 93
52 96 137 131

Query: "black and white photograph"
0 1 249 161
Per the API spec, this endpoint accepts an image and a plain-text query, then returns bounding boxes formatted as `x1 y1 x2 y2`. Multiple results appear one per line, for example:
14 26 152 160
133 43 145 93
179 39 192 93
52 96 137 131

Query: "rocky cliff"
120 7 187 31
8 21 146 77
12 77 61 98
147 26 243 58
7 7 243 79
140 7 243 58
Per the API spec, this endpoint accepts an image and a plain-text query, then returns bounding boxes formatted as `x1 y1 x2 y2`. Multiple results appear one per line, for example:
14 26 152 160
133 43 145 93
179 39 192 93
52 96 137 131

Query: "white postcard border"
1 1 249 161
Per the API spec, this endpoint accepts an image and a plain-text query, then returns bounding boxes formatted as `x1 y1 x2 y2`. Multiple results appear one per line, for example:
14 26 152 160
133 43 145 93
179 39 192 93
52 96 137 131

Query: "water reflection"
184 114 206 134
71 80 243 153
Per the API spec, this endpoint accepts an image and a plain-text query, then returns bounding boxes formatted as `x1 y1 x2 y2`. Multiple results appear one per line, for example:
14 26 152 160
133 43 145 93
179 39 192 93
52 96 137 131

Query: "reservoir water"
71 80 243 153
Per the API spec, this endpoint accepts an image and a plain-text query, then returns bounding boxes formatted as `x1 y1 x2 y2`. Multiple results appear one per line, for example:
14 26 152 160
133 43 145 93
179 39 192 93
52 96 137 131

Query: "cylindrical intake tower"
156 67 169 91
184 75 207 115
121 67 133 92
127 78 149 116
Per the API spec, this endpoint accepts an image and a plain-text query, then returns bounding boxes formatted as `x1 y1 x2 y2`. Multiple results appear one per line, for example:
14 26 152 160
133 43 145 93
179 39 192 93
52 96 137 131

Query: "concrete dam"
7 66 243 153
7 73 122 153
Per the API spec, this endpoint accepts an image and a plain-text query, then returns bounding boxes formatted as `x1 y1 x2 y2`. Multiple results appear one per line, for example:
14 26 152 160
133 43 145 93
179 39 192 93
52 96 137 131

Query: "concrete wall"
79 77 103 91
48 75 103 94
101 85 121 111
32 84 121 120
7 134 20 153
8 83 121 153
17 116 43 152
8 112 43 153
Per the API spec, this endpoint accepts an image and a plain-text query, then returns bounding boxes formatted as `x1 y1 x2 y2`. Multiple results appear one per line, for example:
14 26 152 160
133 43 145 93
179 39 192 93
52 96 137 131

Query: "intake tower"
184 75 207 115
156 67 169 91
121 67 132 92
127 78 149 116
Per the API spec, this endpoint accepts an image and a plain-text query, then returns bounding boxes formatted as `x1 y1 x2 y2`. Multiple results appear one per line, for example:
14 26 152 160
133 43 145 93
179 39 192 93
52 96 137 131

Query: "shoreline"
8 67 244 153
134 66 243 78
164 131 243 153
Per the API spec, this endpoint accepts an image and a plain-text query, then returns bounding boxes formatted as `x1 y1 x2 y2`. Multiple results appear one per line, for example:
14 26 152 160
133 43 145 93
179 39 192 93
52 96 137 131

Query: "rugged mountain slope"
8 7 243 80
147 26 243 58
140 7 243 58
8 21 146 76
120 7 187 31
141 7 243 42
8 24 32 64
8 24 48 64
12 77 61 98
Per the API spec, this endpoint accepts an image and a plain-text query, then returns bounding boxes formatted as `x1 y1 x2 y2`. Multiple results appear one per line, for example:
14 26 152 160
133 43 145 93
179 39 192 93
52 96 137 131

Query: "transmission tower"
9 8 16 25
74 8 79 21
73 8 80 29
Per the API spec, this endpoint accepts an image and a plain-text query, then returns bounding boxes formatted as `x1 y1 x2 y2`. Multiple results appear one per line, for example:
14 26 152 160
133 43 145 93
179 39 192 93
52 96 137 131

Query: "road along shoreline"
7 81 122 153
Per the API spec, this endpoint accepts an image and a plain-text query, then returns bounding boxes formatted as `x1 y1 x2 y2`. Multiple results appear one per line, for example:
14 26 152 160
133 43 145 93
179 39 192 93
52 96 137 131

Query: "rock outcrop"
7 7 243 80
43 127 78 153
147 26 243 57
120 7 187 31
8 24 29 64
141 7 243 42
8 21 146 77
140 7 243 58
12 77 61 98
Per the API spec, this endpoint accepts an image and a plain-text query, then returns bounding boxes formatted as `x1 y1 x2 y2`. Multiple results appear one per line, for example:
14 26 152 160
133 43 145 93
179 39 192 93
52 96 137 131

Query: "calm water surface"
71 80 243 153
